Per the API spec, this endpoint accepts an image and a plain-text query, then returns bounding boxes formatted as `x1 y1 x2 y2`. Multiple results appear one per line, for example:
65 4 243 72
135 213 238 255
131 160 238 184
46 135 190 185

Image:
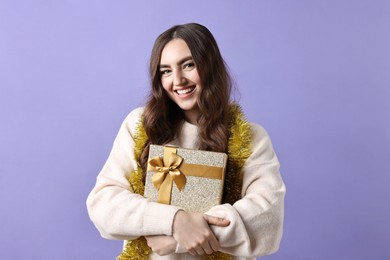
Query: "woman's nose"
173 70 186 86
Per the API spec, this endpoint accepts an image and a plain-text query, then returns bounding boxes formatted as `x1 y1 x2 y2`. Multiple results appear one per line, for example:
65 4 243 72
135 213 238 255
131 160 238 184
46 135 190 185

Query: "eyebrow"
159 56 193 69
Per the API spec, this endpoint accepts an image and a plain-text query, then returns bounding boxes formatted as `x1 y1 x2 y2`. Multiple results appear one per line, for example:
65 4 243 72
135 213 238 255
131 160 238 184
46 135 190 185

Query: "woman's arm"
86 107 181 240
145 212 230 256
205 123 286 258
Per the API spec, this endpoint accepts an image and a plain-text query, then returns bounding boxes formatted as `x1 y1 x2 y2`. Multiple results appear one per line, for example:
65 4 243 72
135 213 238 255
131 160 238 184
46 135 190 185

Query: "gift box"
144 145 227 213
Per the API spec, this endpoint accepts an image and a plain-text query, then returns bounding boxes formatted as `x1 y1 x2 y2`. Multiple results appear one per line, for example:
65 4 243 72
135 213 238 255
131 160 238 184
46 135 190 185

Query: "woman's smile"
175 86 196 96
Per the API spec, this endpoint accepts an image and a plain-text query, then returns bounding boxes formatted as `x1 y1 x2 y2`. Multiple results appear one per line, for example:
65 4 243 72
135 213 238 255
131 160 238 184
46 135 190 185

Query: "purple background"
1 1 389 259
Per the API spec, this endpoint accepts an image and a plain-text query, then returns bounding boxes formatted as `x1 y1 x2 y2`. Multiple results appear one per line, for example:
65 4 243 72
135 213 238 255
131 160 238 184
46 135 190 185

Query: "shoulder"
121 107 145 136
249 122 270 144
124 107 144 124
230 103 270 145
247 122 278 164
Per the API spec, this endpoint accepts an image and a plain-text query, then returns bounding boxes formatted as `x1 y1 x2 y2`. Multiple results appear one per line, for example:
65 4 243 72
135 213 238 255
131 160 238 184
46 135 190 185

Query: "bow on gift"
148 152 187 192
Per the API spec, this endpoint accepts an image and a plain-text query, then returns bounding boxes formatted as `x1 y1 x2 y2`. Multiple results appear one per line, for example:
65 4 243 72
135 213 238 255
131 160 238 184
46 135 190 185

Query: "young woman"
87 23 286 260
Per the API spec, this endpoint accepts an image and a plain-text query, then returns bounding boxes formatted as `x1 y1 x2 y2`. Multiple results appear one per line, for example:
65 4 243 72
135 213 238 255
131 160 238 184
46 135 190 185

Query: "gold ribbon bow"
148 152 186 192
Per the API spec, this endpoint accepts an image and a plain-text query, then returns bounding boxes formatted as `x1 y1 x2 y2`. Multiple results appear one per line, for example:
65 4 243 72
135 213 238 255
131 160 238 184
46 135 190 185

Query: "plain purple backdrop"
1 1 389 259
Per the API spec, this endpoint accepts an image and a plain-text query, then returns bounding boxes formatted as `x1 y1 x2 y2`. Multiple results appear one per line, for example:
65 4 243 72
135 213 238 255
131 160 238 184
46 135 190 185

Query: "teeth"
176 87 194 95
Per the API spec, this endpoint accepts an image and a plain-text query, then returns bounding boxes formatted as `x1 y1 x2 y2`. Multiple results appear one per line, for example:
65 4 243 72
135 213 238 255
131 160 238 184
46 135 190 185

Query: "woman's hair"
140 23 232 172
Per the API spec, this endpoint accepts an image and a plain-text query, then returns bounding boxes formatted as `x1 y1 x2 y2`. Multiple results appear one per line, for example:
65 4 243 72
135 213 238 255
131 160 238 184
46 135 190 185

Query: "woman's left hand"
145 235 177 256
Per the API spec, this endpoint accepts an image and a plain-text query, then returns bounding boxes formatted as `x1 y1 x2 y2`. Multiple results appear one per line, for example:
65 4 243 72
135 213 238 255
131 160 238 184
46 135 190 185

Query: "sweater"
86 107 286 259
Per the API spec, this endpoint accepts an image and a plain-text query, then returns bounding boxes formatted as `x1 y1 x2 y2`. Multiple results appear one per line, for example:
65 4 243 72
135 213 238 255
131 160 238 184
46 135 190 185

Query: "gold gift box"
144 145 227 213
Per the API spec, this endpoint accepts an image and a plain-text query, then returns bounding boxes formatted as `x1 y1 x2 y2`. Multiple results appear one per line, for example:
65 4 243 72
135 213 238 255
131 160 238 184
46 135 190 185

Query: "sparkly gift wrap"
144 145 227 213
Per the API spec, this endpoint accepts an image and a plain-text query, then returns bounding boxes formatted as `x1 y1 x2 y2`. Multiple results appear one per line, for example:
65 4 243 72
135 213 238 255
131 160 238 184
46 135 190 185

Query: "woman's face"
159 38 202 124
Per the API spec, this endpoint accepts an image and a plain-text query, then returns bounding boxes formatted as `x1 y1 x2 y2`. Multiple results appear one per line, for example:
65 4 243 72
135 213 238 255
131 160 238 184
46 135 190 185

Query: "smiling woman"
86 23 286 260
159 39 202 124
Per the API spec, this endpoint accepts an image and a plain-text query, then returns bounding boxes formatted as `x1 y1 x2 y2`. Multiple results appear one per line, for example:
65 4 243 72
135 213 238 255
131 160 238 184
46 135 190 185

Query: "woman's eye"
160 69 171 76
184 62 195 69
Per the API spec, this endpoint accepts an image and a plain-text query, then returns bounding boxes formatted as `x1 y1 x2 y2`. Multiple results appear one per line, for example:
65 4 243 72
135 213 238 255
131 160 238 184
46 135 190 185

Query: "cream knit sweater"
87 107 286 259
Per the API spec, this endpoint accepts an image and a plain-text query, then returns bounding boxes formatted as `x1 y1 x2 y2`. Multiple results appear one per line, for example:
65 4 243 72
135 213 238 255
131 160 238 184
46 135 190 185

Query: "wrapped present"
144 145 227 213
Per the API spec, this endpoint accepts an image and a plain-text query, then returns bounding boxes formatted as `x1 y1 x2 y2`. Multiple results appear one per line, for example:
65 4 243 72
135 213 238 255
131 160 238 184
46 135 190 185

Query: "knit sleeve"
205 123 286 258
86 107 181 240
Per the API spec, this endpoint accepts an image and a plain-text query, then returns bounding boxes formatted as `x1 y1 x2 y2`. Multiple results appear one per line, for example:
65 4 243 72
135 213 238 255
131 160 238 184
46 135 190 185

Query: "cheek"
193 76 202 91
192 70 202 86
161 78 171 92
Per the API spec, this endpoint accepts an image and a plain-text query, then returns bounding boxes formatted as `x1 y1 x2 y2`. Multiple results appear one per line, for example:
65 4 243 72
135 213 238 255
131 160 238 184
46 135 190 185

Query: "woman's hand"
172 210 230 256
145 235 177 256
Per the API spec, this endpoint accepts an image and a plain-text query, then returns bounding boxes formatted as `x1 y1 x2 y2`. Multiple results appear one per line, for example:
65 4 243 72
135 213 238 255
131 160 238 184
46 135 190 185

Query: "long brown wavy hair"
140 23 233 172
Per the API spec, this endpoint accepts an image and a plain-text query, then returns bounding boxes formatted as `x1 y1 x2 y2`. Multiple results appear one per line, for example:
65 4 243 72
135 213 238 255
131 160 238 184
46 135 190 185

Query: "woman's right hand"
172 210 230 256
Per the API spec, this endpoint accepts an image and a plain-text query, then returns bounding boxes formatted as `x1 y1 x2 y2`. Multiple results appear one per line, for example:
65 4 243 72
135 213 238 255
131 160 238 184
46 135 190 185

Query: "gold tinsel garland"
117 104 252 260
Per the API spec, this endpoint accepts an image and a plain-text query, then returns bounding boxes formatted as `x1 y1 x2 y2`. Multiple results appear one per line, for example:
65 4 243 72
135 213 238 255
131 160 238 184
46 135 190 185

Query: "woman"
87 23 286 259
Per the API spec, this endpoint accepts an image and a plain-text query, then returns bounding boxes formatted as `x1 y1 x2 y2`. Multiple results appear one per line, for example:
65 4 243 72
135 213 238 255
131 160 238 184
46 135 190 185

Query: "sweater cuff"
142 202 181 236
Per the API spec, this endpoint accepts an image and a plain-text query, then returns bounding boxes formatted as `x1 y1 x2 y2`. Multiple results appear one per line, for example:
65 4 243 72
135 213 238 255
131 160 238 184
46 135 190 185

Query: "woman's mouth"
175 86 195 96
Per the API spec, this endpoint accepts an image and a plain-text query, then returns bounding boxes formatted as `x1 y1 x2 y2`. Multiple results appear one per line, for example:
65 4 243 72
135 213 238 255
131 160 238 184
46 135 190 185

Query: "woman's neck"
183 109 200 125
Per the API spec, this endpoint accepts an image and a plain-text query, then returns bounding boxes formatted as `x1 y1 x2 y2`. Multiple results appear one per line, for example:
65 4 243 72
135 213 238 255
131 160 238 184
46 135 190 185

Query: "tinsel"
117 104 252 259
117 237 151 260
128 117 148 195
